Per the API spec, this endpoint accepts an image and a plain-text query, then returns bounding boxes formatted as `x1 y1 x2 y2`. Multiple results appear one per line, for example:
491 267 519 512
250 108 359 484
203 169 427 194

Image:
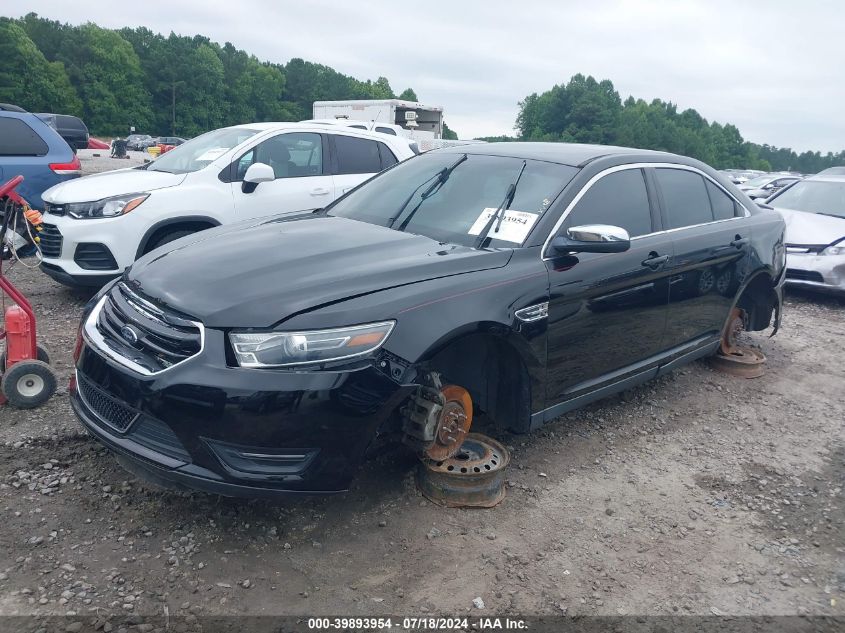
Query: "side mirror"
242 162 275 193
552 224 631 254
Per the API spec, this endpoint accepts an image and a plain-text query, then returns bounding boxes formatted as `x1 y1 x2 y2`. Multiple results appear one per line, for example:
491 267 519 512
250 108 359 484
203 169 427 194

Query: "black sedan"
70 142 786 497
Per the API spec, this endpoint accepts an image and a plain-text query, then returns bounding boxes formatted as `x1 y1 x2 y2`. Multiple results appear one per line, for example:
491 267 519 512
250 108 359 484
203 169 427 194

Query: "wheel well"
424 333 531 433
735 272 777 331
139 219 218 256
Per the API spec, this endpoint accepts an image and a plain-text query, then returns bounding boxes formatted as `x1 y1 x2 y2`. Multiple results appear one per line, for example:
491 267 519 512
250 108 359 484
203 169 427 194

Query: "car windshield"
770 180 845 218
328 153 577 248
147 127 260 174
745 175 774 187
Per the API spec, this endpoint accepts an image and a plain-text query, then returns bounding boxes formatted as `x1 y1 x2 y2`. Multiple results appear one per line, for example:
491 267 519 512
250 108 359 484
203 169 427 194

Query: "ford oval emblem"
120 325 140 345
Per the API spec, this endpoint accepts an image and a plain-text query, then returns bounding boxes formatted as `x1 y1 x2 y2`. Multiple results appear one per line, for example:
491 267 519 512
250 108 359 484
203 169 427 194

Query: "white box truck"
312 99 444 140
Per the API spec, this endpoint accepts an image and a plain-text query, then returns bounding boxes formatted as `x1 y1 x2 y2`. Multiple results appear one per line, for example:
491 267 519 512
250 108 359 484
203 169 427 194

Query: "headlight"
822 240 845 256
67 193 148 219
229 321 395 367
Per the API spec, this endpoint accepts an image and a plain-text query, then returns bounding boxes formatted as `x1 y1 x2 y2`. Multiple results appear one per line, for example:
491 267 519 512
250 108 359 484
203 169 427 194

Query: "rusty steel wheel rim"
417 433 510 508
423 384 473 461
708 347 767 378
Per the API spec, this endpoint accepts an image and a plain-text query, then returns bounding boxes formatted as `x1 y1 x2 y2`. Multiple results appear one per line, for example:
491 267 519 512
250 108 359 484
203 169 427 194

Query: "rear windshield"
328 152 577 247
147 127 260 174
770 180 845 218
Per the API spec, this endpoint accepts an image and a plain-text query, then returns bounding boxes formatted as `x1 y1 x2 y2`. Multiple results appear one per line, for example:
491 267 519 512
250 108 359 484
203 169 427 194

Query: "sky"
13 0 845 153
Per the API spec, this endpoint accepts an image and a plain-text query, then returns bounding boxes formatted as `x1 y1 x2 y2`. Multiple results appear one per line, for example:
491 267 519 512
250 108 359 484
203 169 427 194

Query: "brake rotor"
416 433 510 508
720 307 745 355
709 307 766 378
423 385 473 461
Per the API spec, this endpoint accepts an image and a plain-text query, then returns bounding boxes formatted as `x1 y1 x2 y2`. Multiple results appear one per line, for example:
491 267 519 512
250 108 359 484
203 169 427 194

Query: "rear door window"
564 168 654 237
377 142 398 168
0 118 50 156
655 168 714 229
705 180 739 221
333 135 382 174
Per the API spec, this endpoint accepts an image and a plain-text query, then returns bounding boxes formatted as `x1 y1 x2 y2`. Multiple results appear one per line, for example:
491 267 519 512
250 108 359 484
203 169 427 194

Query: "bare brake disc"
401 374 473 460
708 307 766 378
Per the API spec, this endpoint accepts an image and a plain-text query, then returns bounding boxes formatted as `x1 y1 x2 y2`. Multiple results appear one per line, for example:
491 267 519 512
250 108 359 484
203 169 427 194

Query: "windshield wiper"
815 211 845 219
473 160 527 249
388 154 467 231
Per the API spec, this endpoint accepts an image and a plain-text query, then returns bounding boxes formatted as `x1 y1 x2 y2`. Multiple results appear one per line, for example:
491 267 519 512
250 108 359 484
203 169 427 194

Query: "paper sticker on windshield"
195 148 229 162
468 208 539 243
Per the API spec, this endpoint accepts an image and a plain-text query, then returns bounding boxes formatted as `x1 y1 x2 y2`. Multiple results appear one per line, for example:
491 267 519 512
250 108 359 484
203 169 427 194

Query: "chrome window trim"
82 295 206 377
541 162 751 260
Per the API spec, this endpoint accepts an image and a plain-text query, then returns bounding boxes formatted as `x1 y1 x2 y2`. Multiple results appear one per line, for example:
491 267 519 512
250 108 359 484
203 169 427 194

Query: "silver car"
766 174 845 295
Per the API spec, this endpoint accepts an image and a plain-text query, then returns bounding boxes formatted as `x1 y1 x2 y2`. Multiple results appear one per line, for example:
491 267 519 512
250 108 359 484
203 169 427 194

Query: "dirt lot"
0 262 843 624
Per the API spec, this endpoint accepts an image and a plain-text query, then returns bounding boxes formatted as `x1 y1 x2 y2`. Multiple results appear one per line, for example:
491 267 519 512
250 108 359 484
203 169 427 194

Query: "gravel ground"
0 162 842 623
76 149 150 174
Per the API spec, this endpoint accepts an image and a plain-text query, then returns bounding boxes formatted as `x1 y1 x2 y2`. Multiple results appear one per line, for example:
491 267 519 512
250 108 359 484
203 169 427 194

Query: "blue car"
0 106 81 209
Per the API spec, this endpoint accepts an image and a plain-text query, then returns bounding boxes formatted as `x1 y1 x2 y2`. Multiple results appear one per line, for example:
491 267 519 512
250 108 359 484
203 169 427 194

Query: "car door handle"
310 188 331 196
642 253 669 269
730 236 749 249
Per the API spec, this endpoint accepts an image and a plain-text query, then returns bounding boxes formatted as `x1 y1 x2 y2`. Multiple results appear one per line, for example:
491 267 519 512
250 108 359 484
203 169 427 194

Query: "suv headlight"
822 240 845 256
229 321 395 367
67 193 148 219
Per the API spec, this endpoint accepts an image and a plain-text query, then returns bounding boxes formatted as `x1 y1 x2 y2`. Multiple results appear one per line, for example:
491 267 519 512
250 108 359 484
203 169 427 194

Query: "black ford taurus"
70 143 786 497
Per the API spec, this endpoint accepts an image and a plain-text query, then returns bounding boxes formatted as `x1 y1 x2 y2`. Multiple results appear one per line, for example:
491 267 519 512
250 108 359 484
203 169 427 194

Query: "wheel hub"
426 385 472 461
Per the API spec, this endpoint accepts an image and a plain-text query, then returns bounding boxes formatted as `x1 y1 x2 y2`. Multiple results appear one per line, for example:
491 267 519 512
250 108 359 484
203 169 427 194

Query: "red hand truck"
0 175 57 408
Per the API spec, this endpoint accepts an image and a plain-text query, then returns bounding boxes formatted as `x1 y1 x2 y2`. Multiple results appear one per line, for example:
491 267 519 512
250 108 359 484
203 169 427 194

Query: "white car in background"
38 123 415 287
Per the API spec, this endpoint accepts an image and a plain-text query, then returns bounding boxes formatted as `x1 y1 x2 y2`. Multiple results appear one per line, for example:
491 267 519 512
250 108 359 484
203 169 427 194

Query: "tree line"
502 74 844 173
1 15 840 172
0 13 422 138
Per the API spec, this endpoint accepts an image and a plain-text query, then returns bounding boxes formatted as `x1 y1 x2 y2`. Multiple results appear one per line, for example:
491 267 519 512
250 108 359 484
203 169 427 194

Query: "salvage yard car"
766 172 845 295
37 123 415 287
70 142 786 497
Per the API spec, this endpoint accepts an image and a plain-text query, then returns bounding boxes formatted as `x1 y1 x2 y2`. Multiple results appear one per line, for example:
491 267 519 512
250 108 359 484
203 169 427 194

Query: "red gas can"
4 304 34 368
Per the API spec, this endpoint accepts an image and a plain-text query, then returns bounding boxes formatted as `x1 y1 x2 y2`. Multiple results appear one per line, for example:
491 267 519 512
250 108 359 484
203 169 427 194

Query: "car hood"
127 215 513 328
42 168 186 203
774 206 845 245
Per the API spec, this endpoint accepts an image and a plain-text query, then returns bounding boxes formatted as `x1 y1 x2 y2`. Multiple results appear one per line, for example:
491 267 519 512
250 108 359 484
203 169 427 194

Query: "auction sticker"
468 208 539 244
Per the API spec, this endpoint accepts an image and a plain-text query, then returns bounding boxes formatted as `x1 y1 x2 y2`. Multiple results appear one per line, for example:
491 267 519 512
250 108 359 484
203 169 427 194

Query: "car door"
329 133 396 196
651 167 751 351
544 167 673 406
230 131 333 220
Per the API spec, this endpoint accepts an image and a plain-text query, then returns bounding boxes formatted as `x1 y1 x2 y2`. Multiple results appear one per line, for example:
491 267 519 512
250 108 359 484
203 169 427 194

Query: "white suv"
39 122 415 287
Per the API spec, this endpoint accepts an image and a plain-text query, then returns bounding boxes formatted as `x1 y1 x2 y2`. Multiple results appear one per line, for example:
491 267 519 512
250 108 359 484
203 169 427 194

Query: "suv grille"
96 283 202 373
39 223 63 258
77 373 138 432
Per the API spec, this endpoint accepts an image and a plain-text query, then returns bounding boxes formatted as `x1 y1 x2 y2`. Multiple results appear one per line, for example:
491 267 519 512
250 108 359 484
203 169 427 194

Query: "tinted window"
705 180 737 221
0 118 49 156
565 169 653 237
375 126 397 136
334 135 382 174
329 153 577 247
378 142 398 169
655 168 713 228
238 132 323 179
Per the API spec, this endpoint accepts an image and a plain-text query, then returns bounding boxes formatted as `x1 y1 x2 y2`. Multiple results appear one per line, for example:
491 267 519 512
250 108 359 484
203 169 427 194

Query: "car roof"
434 141 680 167
803 174 845 183
227 121 413 145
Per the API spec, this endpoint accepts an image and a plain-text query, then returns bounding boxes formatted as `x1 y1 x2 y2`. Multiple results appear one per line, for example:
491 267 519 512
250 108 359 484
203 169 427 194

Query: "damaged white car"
767 173 845 295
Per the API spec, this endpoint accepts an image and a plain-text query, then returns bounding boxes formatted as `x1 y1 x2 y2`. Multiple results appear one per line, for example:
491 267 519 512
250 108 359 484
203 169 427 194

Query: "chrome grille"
95 283 202 374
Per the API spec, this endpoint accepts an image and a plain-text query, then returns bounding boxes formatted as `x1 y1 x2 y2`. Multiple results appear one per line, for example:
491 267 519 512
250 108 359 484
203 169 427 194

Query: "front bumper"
72 336 412 497
38 211 142 284
785 252 845 295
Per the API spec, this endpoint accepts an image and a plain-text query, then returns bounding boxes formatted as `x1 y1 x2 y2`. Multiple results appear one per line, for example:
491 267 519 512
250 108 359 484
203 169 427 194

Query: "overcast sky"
14 0 844 152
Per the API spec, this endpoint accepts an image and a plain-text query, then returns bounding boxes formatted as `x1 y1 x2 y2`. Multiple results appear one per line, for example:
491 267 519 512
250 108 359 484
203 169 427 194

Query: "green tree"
398 88 418 101
56 24 153 135
442 122 458 140
0 19 82 115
